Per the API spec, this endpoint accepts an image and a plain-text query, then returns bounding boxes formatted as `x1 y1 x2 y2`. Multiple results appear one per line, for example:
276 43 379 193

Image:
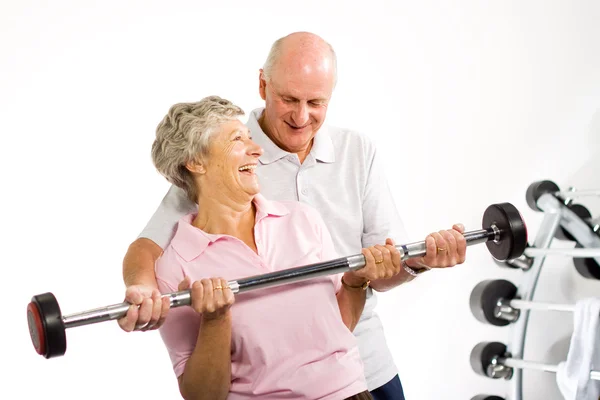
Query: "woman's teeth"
239 165 256 172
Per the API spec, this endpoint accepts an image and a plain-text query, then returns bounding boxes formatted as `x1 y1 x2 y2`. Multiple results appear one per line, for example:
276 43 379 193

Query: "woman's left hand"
344 239 402 285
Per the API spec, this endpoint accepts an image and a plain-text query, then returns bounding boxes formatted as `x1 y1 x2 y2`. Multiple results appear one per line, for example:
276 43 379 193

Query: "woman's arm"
335 273 368 331
336 244 404 331
309 205 395 332
178 313 232 400
175 278 235 400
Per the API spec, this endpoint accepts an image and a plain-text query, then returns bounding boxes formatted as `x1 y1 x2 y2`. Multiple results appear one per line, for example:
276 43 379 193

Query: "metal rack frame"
506 192 600 400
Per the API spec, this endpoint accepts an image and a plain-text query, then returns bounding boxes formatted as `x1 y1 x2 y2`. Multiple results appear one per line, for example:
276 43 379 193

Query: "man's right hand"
117 285 171 332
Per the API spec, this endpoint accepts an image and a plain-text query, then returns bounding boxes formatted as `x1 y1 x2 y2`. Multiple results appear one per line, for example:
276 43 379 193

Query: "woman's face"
200 119 263 201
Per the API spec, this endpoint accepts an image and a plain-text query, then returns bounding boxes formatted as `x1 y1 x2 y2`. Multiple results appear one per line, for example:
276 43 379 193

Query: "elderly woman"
151 96 403 400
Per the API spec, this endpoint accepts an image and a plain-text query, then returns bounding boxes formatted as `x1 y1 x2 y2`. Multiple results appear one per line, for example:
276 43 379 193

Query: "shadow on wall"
565 108 600 187
526 335 573 400
587 108 600 152
563 107 600 216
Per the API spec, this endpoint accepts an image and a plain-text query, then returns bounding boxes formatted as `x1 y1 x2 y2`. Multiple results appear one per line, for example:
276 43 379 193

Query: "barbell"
28 202 528 359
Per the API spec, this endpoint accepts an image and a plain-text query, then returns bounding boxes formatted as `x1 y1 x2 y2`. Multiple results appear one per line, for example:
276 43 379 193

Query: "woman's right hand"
178 276 235 321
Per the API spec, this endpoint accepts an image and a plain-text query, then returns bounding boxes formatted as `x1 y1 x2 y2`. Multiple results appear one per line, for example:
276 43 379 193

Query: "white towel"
556 297 600 400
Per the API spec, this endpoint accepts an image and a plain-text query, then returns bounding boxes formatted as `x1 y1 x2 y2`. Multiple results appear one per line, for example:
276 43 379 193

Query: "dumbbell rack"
473 181 600 400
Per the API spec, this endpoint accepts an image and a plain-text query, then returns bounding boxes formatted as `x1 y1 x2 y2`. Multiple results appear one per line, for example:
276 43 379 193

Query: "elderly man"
120 32 467 400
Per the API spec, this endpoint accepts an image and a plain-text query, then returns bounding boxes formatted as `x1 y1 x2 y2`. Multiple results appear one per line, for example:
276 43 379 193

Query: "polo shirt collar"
170 194 289 262
253 192 289 220
247 108 335 165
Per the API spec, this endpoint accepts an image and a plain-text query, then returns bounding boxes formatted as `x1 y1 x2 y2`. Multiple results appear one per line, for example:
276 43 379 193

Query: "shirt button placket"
297 168 309 200
254 228 261 249
253 228 268 270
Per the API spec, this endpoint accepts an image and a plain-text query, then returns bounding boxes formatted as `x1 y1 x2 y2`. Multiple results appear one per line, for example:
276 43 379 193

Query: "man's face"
258 63 334 155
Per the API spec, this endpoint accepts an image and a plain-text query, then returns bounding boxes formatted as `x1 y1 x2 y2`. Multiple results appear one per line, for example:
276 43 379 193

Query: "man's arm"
359 143 414 292
118 185 197 332
118 238 167 332
123 238 163 287
361 143 466 291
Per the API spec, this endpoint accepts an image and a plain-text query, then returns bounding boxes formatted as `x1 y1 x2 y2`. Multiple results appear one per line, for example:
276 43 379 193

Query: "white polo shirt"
139 108 410 390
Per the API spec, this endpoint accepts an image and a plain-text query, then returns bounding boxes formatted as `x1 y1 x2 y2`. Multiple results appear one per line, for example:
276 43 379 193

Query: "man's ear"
259 69 267 101
185 160 206 174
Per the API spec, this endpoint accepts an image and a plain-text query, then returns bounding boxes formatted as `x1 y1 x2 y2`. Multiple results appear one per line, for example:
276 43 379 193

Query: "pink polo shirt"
156 194 367 399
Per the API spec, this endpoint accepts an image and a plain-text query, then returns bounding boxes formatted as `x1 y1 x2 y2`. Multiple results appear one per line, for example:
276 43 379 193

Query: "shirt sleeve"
361 144 410 249
138 185 197 249
155 248 201 378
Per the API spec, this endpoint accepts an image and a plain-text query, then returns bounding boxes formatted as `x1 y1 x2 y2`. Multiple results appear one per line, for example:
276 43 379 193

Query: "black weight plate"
27 301 46 355
573 243 600 280
526 180 560 211
470 280 518 326
470 341 507 378
483 203 528 261
555 204 593 241
32 292 66 359
471 396 505 400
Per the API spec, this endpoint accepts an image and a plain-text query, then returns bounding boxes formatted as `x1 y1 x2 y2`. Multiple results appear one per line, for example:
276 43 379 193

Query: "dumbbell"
552 202 600 279
490 241 600 280
573 243 600 280
526 180 599 239
470 280 519 326
470 341 600 381
526 180 562 211
527 179 600 211
28 202 528 359
470 279 589 326
471 342 513 380
554 202 600 243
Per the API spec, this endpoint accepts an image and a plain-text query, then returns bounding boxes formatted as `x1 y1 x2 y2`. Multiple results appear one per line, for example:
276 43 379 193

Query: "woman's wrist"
342 272 370 290
201 309 232 325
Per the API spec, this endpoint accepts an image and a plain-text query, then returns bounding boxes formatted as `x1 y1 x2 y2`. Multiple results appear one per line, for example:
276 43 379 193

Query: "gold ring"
375 259 384 264
213 286 223 290
437 247 446 253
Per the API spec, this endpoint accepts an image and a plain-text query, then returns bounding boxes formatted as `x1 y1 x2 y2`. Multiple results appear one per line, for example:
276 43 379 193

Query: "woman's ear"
185 160 206 175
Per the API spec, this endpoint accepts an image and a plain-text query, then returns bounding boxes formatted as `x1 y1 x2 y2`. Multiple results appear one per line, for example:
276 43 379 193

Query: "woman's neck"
193 193 256 238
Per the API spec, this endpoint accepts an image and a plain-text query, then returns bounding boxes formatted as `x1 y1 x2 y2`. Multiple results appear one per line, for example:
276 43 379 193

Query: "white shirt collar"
246 108 335 165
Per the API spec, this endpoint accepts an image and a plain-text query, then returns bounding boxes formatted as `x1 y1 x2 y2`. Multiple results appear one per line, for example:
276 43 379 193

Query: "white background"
1 1 600 399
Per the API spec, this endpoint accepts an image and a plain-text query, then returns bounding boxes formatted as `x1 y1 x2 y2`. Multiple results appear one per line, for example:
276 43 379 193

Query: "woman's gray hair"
151 96 244 202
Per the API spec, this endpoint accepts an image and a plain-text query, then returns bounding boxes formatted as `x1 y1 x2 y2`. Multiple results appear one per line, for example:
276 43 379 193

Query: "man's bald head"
262 32 337 86
257 32 337 163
